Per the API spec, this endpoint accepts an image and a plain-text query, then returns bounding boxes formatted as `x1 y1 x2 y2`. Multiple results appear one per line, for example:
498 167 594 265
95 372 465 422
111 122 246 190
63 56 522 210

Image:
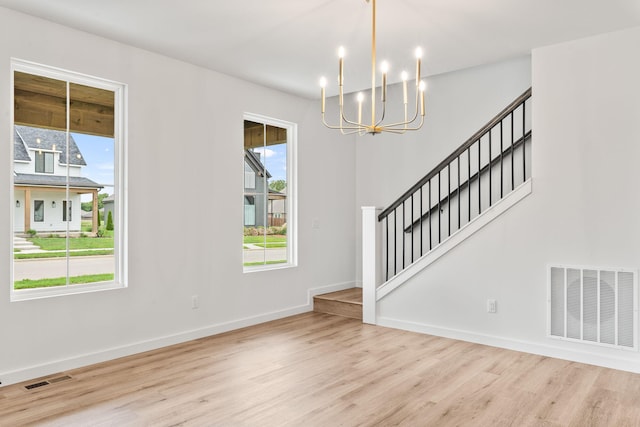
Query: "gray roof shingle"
14 173 103 189
15 125 87 166
13 128 31 161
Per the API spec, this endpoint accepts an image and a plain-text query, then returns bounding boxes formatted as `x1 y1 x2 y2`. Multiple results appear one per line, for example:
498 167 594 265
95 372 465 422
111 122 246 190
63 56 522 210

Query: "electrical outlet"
192 295 199 309
487 299 497 313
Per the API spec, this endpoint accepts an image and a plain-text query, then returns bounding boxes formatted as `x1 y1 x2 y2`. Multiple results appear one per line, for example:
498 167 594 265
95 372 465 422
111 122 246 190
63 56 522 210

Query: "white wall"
355 56 532 284
376 26 640 371
0 7 355 385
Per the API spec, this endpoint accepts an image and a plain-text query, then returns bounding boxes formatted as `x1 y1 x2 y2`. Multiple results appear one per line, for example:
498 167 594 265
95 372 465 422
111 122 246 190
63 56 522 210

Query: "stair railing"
377 88 532 281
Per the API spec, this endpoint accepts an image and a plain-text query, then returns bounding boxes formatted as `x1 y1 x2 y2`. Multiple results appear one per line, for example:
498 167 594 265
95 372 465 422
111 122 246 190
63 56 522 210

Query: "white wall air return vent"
548 265 638 350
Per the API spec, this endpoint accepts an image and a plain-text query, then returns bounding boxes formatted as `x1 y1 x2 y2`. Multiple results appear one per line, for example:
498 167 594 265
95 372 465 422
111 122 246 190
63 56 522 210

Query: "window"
62 200 72 222
243 115 296 270
33 200 44 222
11 59 127 300
35 151 54 173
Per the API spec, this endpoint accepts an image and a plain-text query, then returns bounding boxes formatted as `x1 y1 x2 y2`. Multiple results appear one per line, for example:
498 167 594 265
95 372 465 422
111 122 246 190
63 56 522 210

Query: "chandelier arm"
380 115 425 133
322 113 369 131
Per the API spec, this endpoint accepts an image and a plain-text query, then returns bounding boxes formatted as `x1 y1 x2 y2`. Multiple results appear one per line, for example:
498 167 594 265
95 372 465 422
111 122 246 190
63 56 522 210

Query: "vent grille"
24 374 72 390
548 265 638 350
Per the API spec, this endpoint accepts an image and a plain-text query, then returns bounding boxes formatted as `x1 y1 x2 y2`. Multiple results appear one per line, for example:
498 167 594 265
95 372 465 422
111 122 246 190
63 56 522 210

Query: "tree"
269 180 286 192
106 211 114 231
81 192 110 212
97 209 101 227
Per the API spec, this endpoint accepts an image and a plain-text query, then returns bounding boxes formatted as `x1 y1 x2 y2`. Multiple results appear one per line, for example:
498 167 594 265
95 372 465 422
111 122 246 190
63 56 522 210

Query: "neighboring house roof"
15 125 87 166
244 149 272 179
14 173 103 189
13 129 30 161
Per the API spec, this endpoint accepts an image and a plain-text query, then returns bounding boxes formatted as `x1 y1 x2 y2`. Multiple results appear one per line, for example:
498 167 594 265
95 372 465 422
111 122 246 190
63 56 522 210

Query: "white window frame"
243 113 297 273
10 59 128 301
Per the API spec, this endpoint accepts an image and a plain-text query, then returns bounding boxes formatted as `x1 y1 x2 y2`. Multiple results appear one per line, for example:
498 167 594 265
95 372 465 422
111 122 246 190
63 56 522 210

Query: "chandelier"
320 0 425 135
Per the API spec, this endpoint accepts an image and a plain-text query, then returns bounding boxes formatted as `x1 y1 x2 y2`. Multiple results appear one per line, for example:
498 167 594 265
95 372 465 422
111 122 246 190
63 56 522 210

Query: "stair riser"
313 299 362 320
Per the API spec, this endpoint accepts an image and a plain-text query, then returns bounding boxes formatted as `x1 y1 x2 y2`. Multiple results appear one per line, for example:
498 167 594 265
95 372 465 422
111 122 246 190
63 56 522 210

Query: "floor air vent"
24 375 72 390
548 265 638 350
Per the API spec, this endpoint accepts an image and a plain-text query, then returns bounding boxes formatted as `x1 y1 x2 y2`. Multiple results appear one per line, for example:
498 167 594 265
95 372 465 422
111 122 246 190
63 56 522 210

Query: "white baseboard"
377 316 640 374
0 281 356 387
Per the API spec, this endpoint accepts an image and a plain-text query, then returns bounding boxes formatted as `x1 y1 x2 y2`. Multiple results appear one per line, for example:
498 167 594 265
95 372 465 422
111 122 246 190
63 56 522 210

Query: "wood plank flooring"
2 312 640 426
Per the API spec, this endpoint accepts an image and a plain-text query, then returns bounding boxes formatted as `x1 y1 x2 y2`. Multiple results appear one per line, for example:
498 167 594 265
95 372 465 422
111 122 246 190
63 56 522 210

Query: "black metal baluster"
428 179 432 251
420 186 423 257
410 194 414 263
522 101 526 183
438 171 441 244
488 130 492 207
467 147 471 222
500 120 504 198
402 201 405 269
511 112 515 191
447 164 451 238
478 139 481 215
457 156 461 231
385 216 389 281
393 210 397 277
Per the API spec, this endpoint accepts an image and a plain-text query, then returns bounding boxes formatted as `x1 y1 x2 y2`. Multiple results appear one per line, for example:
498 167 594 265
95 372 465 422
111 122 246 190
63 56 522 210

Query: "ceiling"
0 0 639 99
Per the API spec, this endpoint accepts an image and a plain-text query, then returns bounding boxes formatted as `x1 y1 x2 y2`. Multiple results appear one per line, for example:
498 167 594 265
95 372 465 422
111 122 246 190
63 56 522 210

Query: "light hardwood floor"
2 312 640 426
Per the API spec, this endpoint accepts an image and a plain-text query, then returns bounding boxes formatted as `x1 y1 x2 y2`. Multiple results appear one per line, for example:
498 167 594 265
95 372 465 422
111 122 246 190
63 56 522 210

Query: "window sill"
243 262 297 274
11 281 126 302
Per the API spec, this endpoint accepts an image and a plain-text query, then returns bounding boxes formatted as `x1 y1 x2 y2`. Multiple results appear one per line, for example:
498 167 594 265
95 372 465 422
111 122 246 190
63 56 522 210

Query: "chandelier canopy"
320 0 425 135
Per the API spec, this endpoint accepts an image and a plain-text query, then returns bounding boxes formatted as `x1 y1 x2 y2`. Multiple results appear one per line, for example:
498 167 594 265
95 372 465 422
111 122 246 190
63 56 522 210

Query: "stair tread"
314 288 362 305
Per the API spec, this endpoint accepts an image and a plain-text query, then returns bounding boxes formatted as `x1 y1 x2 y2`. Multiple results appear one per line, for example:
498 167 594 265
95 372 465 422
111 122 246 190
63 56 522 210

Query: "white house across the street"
13 125 103 234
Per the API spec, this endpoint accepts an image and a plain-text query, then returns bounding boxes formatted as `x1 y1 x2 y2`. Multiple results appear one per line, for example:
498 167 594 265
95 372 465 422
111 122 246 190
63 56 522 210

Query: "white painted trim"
362 206 382 324
378 316 640 374
0 280 355 387
377 179 533 301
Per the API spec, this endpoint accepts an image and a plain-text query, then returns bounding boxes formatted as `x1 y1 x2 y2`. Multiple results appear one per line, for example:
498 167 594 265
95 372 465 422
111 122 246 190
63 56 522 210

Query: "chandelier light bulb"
338 46 346 58
401 71 408 81
357 92 365 103
415 47 423 59
380 61 389 74
419 80 426 92
319 77 327 88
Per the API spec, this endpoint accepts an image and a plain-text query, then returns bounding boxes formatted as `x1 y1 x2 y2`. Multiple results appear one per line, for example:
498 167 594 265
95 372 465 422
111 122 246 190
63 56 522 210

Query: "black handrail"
378 87 532 222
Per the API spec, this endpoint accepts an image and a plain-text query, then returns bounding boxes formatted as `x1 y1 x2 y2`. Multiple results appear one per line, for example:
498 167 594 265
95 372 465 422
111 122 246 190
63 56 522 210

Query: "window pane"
34 200 44 222
243 119 289 268
12 65 120 294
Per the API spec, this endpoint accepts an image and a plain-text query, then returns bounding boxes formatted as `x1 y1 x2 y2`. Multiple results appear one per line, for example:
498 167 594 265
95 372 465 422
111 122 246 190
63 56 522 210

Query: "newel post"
362 206 381 324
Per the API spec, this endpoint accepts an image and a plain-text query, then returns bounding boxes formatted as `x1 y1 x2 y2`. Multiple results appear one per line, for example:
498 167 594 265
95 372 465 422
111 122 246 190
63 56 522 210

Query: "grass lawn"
243 235 286 244
29 236 113 251
15 250 114 260
252 242 287 248
243 260 287 266
14 273 115 289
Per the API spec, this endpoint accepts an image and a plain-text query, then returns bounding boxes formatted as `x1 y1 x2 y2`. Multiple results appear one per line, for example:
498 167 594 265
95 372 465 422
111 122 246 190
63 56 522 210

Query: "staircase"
13 236 42 253
313 288 362 320
377 88 532 281
317 89 533 323
361 88 532 323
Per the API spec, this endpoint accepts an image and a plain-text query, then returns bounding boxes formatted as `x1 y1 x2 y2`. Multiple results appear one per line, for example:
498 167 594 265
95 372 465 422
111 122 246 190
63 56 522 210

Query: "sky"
72 133 114 199
253 143 287 183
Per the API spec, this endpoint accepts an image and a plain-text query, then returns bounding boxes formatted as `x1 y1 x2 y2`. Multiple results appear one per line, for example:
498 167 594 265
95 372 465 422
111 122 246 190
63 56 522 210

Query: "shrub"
106 211 114 231
96 228 105 238
26 229 37 237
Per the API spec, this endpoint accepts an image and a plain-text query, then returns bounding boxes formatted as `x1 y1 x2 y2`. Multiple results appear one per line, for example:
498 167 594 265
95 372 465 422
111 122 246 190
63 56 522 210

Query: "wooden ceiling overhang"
244 120 287 149
14 71 115 138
